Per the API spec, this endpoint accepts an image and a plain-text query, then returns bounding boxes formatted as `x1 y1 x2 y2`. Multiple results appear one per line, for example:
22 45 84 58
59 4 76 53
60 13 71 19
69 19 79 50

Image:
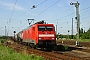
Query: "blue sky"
0 0 90 36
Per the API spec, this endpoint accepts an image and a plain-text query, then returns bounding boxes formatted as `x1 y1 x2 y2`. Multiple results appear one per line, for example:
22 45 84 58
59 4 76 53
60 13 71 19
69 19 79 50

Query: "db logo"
45 32 47 34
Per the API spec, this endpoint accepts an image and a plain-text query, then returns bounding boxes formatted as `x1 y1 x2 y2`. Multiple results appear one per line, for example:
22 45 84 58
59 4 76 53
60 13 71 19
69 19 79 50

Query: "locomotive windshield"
38 26 53 31
38 26 45 31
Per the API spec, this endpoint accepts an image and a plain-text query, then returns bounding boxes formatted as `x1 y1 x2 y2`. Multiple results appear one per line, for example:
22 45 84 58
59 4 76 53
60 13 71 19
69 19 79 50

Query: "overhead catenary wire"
55 6 90 21
13 0 88 21
34 0 61 18
36 0 47 7
18 6 90 23
46 0 86 20
46 0 88 21
13 0 47 20
7 0 17 36
9 0 17 22
80 6 90 12
14 0 89 21
57 13 75 20
81 14 90 20
14 0 60 23
31 0 47 9
46 7 73 19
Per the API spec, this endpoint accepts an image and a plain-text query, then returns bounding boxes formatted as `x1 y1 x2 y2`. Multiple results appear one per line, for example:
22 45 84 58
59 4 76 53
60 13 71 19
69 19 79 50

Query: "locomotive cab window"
38 26 53 31
38 26 45 31
46 26 53 31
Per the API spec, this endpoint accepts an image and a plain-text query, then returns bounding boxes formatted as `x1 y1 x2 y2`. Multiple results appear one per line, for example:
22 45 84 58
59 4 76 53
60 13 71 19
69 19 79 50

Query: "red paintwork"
22 24 56 45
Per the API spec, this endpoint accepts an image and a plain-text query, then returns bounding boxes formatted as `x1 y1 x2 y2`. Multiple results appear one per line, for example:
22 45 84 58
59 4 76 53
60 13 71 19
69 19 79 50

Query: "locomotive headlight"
39 38 42 40
52 38 54 40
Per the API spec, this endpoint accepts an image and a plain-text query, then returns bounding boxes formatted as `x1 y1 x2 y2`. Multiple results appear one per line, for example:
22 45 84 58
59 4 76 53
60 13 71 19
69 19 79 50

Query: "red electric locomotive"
16 20 56 49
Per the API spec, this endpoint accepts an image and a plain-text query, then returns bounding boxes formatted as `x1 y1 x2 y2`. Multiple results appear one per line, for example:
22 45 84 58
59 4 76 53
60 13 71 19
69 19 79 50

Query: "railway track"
3 40 90 60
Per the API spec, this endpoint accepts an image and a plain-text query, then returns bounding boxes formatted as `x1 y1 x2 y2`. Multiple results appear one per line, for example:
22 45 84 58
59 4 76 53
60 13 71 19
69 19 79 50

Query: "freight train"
15 20 56 49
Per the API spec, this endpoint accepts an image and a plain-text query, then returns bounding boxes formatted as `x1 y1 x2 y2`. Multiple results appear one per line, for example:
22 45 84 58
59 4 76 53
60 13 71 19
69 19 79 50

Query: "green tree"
80 28 90 39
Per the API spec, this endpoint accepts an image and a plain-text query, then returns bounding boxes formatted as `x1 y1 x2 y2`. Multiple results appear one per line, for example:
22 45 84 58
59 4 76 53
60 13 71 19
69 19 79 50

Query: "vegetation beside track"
57 39 90 42
56 28 90 40
0 39 44 60
53 44 69 51
79 39 90 42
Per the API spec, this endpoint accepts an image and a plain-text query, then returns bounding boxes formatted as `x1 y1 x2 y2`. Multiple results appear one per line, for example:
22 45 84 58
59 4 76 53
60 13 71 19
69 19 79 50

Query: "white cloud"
0 1 26 10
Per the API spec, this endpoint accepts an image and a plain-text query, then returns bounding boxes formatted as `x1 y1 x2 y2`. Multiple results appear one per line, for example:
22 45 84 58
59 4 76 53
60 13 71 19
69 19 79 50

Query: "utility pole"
5 26 6 36
72 18 73 39
56 24 57 34
56 22 58 35
70 1 80 46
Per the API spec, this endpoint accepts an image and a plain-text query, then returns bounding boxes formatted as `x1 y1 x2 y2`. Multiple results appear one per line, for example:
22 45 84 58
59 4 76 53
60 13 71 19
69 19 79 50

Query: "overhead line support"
70 1 80 46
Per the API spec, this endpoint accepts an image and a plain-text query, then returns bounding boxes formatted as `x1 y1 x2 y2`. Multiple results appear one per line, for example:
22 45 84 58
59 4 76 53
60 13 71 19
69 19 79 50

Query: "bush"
0 39 6 43
0 36 8 39
1 40 4 43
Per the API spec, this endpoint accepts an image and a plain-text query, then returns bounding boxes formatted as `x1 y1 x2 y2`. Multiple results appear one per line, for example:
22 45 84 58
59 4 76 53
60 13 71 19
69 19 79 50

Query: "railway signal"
13 31 16 41
70 1 80 46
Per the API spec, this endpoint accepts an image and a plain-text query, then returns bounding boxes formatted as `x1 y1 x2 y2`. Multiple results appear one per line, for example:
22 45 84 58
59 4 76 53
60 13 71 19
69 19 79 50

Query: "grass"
58 39 90 42
0 40 44 60
79 39 90 42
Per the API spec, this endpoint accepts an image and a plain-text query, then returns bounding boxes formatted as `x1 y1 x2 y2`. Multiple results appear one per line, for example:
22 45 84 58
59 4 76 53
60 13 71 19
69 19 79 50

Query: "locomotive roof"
22 20 54 31
17 20 54 35
23 23 54 31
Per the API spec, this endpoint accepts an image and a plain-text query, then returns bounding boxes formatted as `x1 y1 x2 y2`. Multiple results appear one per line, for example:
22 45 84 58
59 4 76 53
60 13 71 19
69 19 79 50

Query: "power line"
55 6 90 21
47 0 89 20
10 0 90 23
36 0 47 7
81 15 90 19
56 13 75 20
31 0 47 9
7 0 17 36
34 0 61 18
13 5 90 25
47 7 73 19
14 0 47 20
9 0 17 22
14 0 60 20
46 0 86 20
80 6 90 12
